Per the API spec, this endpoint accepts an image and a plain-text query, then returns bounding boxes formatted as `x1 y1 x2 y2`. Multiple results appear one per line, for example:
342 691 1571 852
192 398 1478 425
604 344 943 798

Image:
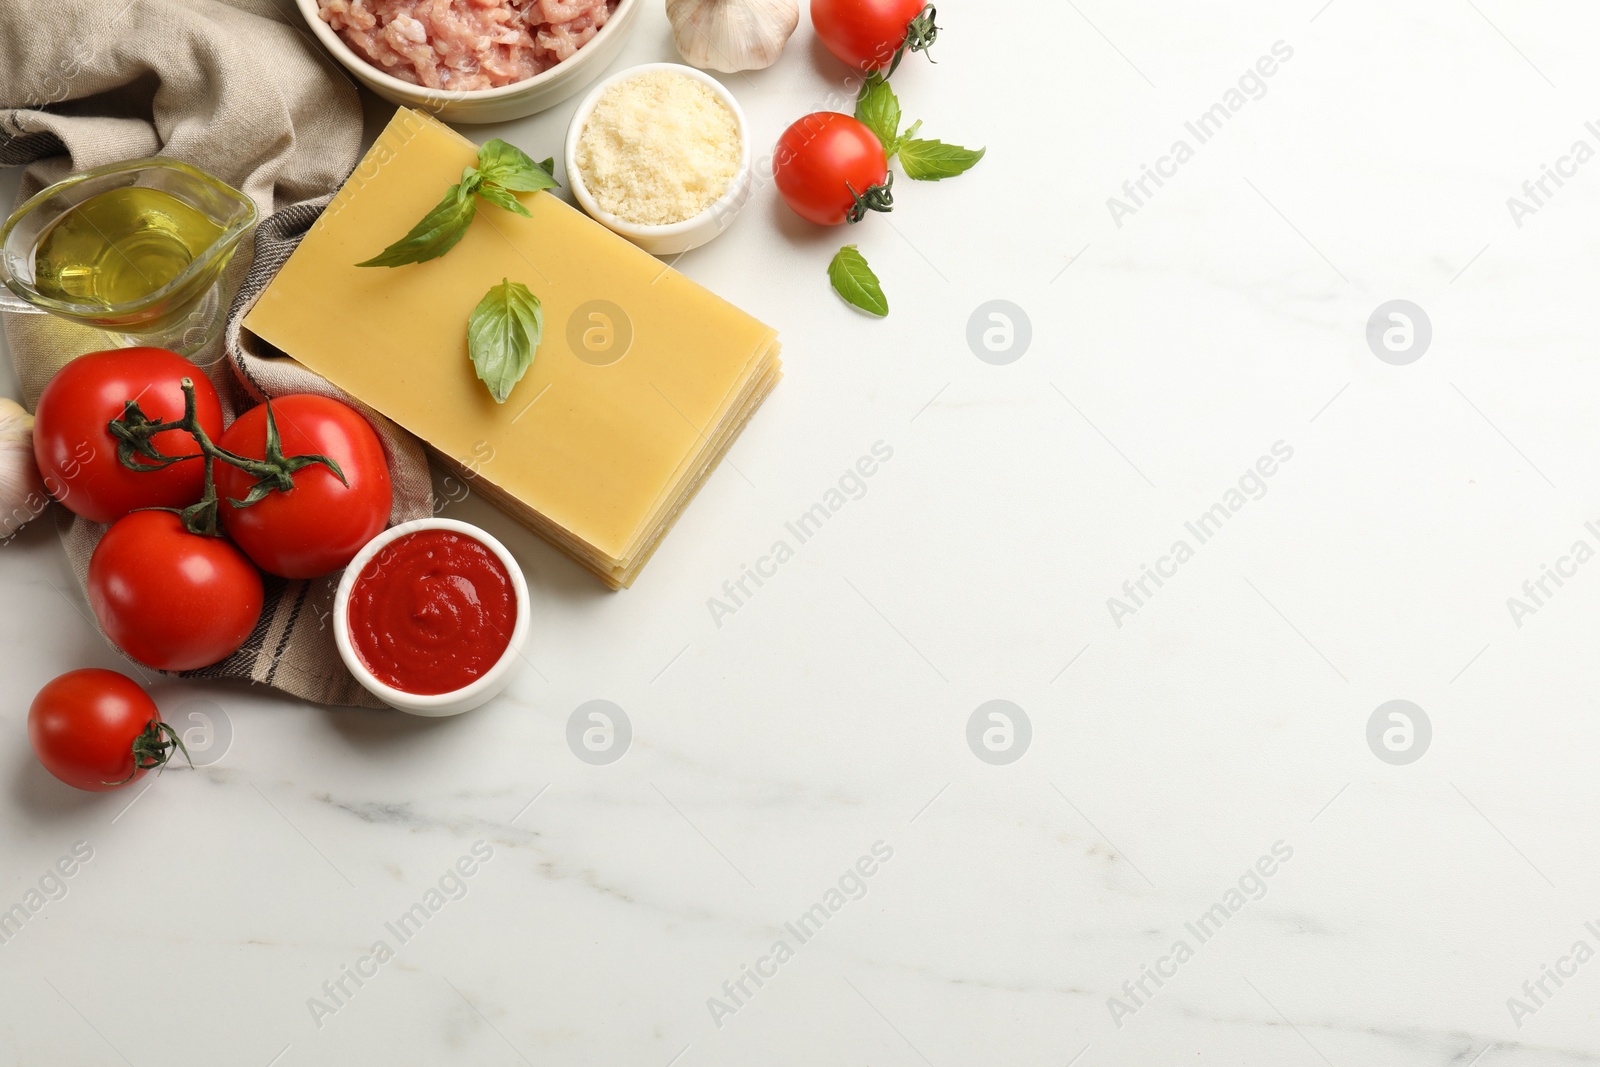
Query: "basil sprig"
356 169 479 268
897 138 986 181
355 139 555 403
468 279 544 404
828 245 888 317
854 74 984 181
856 75 902 152
357 140 558 267
829 74 979 316
478 141 559 193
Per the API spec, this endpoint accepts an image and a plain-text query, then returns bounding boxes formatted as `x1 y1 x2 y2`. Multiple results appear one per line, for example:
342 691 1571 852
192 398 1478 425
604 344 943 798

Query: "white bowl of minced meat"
298 0 642 124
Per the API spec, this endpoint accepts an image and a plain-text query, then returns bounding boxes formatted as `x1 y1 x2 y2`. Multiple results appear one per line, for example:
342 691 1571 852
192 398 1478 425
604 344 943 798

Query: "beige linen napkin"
2 0 433 706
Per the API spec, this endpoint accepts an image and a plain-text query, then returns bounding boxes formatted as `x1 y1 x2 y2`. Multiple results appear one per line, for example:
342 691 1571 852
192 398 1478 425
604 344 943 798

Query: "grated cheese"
576 70 741 226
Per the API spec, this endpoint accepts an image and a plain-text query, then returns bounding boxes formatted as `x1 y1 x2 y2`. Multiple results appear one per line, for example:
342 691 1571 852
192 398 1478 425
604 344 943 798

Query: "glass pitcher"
0 158 257 357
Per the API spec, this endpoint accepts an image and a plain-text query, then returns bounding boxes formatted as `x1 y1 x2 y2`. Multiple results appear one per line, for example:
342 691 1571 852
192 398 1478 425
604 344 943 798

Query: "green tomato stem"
102 720 192 787
844 174 896 224
888 4 939 76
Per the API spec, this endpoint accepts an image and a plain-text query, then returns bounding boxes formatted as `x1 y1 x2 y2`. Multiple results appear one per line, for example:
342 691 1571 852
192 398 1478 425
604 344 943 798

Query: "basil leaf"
828 245 888 317
357 182 477 267
468 279 544 403
897 139 986 181
477 181 533 218
855 74 901 155
477 138 560 193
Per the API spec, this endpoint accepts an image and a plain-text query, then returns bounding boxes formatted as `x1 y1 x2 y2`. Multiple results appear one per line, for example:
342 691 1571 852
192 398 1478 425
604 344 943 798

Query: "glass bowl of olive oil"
0 158 257 356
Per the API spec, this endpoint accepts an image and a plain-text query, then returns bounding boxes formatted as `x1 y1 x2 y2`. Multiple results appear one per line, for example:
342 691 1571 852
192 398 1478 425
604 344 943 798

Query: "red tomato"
33 347 224 524
774 113 892 226
88 511 264 672
28 668 174 792
214 396 392 578
811 0 935 72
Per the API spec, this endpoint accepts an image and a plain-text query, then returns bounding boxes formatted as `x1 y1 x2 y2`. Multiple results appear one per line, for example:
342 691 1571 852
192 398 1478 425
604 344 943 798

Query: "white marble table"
6 2 1600 1064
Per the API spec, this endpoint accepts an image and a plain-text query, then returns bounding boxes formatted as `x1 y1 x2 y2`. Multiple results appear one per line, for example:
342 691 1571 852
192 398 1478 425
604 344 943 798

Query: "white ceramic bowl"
564 63 753 257
295 0 642 124
334 519 530 716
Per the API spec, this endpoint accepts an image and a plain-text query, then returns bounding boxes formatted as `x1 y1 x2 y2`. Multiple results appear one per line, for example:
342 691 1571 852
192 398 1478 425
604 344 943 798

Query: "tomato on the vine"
88 511 264 672
214 395 392 578
28 668 187 792
774 113 893 226
811 0 938 73
33 347 224 524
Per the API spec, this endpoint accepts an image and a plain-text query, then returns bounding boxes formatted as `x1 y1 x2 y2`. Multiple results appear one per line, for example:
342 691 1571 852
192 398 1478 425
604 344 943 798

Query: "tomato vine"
107 378 346 537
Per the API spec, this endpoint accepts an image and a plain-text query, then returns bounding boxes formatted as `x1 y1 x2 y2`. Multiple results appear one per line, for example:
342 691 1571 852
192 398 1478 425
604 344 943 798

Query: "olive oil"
32 187 224 306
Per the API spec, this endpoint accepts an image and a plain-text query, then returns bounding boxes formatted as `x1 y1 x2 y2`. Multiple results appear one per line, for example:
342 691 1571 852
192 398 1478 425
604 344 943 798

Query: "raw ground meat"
318 0 618 90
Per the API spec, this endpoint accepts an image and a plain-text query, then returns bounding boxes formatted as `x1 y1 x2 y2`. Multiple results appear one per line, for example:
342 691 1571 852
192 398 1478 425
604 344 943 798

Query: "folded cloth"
1 0 434 707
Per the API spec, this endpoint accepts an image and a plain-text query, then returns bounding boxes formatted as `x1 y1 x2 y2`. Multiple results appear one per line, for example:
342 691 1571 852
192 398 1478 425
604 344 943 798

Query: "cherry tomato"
774 113 892 226
811 0 935 72
88 511 264 672
214 396 392 578
33 347 224 524
28 668 182 792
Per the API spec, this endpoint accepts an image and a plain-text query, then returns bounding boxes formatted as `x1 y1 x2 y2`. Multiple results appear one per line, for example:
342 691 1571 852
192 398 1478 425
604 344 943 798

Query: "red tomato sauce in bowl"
345 529 516 695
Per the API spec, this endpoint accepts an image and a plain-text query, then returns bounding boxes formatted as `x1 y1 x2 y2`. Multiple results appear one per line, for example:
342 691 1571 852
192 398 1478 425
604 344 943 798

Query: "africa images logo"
1106 41 1295 228
706 841 894 1028
305 841 495 1028
707 441 894 627
1107 441 1294 627
1107 841 1294 1028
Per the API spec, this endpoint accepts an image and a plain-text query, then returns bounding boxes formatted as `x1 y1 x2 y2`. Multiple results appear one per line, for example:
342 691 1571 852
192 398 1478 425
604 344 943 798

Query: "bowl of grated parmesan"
565 63 753 257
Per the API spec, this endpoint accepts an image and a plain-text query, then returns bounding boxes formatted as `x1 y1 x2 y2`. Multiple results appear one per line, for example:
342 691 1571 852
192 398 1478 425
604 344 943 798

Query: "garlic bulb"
667 0 799 72
0 398 45 538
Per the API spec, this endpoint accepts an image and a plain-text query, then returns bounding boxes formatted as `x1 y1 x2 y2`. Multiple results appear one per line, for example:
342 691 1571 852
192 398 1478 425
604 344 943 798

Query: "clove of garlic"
0 397 46 538
667 0 799 72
